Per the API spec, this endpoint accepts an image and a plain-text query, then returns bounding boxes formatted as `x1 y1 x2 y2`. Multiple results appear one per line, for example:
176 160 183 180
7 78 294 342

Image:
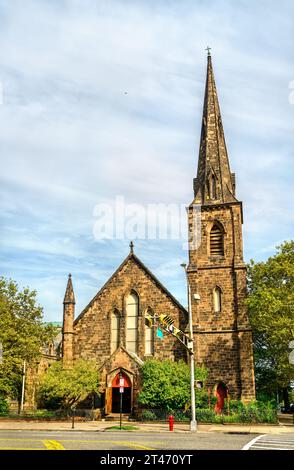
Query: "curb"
0 426 291 434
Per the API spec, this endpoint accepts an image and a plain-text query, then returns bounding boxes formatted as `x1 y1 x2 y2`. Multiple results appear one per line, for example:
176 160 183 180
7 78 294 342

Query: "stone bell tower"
62 273 75 366
187 51 255 400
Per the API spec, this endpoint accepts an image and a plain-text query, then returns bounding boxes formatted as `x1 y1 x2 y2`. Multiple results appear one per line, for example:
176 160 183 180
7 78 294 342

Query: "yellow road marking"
43 440 65 450
57 439 155 450
116 441 154 450
0 438 158 451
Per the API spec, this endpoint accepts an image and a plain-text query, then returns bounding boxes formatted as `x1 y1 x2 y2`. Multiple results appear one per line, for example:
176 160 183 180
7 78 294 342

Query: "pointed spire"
193 52 237 205
63 273 75 304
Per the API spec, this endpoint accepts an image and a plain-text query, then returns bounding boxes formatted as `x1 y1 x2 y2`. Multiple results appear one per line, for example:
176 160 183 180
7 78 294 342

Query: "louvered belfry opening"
210 224 224 256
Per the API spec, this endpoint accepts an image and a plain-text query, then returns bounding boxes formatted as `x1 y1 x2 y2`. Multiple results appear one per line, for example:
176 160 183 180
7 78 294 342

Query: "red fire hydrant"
169 415 174 432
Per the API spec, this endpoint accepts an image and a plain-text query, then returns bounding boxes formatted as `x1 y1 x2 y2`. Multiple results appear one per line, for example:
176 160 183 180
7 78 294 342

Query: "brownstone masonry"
62 252 188 415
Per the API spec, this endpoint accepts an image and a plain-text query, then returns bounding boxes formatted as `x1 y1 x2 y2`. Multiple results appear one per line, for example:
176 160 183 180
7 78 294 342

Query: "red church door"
214 382 228 414
111 372 132 413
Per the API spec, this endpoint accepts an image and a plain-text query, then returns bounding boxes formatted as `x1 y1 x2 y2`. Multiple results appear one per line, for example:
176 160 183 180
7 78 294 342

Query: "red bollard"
169 415 174 431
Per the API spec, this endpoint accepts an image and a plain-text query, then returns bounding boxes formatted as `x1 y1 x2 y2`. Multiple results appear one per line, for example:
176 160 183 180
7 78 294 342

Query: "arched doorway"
111 372 132 413
214 382 228 414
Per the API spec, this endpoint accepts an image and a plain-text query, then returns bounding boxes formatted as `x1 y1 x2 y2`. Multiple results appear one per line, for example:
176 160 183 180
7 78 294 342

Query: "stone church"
61 53 255 416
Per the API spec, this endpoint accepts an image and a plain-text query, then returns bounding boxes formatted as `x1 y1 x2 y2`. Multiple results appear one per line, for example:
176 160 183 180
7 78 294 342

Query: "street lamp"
181 263 197 432
0 341 3 364
20 359 26 414
119 370 123 430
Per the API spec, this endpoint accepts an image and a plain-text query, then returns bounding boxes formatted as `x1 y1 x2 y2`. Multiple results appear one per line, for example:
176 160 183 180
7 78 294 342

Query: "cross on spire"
205 46 211 56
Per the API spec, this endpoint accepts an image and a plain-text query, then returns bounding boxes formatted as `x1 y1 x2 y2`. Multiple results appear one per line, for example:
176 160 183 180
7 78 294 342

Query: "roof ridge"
73 252 187 325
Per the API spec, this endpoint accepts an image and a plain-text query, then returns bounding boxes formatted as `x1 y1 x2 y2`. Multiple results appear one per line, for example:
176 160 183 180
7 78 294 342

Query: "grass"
105 425 139 431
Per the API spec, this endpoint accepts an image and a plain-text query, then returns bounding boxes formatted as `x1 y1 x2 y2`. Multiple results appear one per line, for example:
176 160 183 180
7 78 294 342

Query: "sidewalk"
0 419 293 434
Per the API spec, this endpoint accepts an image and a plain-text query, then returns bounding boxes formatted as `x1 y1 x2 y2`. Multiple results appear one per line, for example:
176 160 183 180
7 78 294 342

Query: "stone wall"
73 256 187 365
188 203 256 400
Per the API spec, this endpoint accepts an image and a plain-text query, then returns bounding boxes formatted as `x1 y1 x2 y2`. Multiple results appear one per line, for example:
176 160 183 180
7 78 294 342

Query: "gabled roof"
74 251 187 325
98 346 144 372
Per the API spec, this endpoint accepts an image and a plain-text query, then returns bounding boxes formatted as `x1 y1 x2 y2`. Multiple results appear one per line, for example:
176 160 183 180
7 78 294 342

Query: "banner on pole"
156 328 164 339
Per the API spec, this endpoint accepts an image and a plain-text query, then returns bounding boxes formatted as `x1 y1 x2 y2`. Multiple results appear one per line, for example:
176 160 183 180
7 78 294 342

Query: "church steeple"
187 51 255 402
63 273 75 304
193 52 237 205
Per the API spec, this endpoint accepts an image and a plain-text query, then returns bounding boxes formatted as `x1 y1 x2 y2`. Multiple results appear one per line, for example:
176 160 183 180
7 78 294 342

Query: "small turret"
62 274 75 366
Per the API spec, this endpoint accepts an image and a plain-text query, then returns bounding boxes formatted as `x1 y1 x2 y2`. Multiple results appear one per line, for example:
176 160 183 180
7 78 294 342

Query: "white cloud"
0 0 293 319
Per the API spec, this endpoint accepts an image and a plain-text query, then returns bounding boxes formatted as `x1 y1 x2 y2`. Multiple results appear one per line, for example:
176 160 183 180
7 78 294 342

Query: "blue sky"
0 0 293 321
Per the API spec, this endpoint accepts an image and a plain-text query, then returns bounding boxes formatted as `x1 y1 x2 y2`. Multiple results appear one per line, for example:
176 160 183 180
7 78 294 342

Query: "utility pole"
71 408 75 429
144 275 199 432
119 370 124 430
20 359 26 413
181 263 197 432
0 341 3 364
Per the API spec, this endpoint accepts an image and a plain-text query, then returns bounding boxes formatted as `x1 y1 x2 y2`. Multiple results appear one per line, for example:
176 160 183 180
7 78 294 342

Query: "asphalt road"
0 430 257 450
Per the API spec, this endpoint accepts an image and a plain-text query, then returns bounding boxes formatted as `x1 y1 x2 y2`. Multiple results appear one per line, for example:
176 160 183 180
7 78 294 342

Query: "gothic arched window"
111 310 120 353
145 308 154 356
126 292 139 354
210 224 224 256
213 286 222 313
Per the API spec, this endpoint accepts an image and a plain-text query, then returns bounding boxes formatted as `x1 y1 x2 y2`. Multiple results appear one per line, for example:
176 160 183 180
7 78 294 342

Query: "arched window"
111 310 120 353
126 292 139 354
145 308 154 356
213 286 222 313
210 224 224 256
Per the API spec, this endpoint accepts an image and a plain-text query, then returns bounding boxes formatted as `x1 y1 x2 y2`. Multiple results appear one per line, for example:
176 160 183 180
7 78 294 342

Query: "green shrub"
239 401 277 424
37 395 63 410
194 409 215 422
0 396 9 414
141 410 157 421
195 389 210 408
226 399 244 413
138 360 190 411
37 359 99 410
171 410 190 421
139 401 277 424
0 409 69 420
138 359 209 411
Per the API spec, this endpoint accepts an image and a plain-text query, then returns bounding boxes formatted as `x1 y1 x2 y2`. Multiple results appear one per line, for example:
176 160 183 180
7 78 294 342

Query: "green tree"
38 359 100 410
137 359 208 411
247 241 294 408
0 277 56 401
